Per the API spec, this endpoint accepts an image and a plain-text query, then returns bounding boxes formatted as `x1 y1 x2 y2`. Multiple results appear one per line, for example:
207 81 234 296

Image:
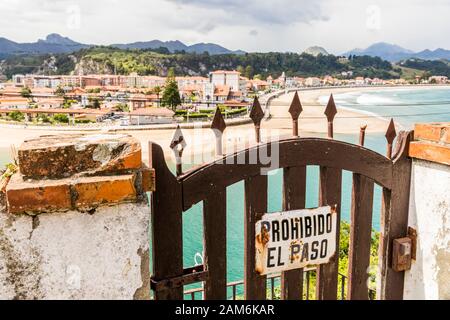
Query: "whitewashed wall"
0 203 150 300
404 159 450 300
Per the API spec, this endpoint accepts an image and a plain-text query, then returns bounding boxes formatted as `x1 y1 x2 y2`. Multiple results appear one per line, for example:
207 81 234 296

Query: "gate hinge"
150 265 209 291
392 227 417 272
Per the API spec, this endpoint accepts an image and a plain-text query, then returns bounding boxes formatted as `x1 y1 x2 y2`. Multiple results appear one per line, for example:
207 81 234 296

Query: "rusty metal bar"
341 275 346 300
359 125 367 146
203 189 227 299
170 126 186 177
244 174 268 300
150 265 208 292
211 108 226 156
289 91 303 138
305 271 310 300
324 94 337 139
385 119 397 159
271 277 275 299
250 97 265 143
281 166 306 300
150 142 184 300
232 285 237 300
348 172 374 300
378 131 413 300
316 167 342 300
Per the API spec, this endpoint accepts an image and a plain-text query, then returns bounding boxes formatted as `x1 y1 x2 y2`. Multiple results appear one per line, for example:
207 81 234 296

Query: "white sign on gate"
255 206 337 276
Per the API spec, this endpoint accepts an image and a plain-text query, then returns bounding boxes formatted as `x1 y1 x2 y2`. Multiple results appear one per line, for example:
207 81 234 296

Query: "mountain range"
3 34 450 64
343 42 450 62
0 34 245 57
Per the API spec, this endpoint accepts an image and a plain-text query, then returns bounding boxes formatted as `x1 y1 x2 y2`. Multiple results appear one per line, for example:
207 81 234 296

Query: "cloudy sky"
1 0 450 53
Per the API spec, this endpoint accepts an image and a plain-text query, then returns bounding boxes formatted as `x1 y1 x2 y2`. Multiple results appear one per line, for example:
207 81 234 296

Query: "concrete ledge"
3 134 154 215
18 134 142 179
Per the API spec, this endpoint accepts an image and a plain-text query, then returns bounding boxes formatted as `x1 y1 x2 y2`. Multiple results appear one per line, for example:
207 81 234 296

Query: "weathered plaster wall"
0 203 150 300
404 159 450 300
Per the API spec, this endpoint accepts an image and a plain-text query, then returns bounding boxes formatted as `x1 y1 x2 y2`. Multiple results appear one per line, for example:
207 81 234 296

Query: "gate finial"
289 91 303 137
385 118 397 159
211 107 226 156
359 125 367 146
324 94 337 139
170 125 187 176
250 96 265 143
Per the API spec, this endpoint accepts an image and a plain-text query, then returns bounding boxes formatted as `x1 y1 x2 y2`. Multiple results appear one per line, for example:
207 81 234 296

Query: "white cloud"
0 0 449 53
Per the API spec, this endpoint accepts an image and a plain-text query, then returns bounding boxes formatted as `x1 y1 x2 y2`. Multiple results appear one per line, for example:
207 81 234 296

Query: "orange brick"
72 174 137 210
18 134 142 179
414 124 442 143
6 174 71 214
101 143 142 173
141 168 155 192
409 141 450 166
443 127 450 144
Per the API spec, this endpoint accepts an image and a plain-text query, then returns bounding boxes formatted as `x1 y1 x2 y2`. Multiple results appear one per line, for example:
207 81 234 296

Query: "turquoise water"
0 148 11 167
322 87 450 129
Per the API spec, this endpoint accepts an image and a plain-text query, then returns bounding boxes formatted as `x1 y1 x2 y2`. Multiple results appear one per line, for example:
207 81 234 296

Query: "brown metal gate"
149 93 413 300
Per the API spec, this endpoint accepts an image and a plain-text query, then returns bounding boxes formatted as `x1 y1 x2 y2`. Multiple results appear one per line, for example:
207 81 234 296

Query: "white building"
203 83 215 101
210 70 240 91
33 76 62 89
12 74 26 87
305 77 321 87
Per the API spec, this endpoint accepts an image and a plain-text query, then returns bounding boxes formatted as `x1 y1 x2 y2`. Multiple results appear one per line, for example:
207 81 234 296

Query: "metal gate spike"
211 107 226 135
249 96 265 126
170 125 186 176
385 118 397 144
289 91 303 120
170 125 187 151
324 94 337 122
385 118 397 159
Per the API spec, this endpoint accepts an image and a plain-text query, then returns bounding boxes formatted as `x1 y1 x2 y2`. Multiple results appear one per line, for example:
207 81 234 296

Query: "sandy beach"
0 85 442 164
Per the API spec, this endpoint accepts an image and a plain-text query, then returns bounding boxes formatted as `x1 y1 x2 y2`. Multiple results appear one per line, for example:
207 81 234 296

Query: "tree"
153 86 162 106
115 103 129 112
245 65 254 79
54 86 66 97
20 87 32 99
87 97 101 109
161 70 181 111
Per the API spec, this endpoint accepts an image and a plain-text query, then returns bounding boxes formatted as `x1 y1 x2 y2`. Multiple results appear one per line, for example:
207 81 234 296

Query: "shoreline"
0 85 448 164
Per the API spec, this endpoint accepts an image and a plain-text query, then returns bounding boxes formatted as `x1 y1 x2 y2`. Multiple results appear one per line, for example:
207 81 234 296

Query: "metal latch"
392 227 417 272
150 265 209 291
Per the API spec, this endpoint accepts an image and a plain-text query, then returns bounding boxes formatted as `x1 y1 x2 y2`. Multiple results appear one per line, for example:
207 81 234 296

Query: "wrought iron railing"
184 269 377 300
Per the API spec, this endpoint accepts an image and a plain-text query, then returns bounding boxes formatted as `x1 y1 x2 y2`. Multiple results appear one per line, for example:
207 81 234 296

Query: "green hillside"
0 46 403 80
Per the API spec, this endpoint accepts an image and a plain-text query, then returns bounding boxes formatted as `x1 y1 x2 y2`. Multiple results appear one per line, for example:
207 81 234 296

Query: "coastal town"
1 70 448 127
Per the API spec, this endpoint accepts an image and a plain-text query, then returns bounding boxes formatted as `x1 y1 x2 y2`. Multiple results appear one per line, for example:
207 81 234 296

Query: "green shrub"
224 107 248 116
9 111 25 122
183 113 209 119
199 109 214 114
175 110 188 116
53 114 69 123
37 114 51 123
75 119 94 124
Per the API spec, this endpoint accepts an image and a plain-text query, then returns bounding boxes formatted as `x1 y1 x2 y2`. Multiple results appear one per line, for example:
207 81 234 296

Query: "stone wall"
0 134 154 300
404 123 450 300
